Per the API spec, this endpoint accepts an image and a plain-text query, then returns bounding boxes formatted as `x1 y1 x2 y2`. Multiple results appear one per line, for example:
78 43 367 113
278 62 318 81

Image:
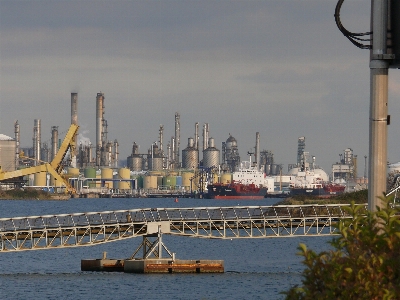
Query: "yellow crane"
0 124 79 194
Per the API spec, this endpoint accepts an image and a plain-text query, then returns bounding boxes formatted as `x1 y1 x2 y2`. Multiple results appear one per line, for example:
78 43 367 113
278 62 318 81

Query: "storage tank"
143 175 158 189
182 137 199 169
221 173 232 184
176 175 182 188
34 172 47 186
128 156 143 171
67 167 80 177
202 138 220 168
84 167 96 188
118 168 131 189
0 135 16 172
181 171 194 189
265 164 271 175
163 175 177 188
101 168 113 188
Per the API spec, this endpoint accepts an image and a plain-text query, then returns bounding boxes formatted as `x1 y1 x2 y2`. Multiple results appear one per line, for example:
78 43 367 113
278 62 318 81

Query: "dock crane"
0 124 79 194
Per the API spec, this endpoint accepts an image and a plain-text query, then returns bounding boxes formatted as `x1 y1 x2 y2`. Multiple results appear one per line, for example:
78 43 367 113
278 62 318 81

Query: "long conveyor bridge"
0 204 366 252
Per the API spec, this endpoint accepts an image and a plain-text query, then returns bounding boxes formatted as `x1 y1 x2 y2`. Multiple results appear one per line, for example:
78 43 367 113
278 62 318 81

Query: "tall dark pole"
369 0 389 210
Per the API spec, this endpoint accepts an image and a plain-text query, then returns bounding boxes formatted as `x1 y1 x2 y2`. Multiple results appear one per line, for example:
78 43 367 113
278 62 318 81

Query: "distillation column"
174 113 180 168
255 132 260 171
51 126 59 161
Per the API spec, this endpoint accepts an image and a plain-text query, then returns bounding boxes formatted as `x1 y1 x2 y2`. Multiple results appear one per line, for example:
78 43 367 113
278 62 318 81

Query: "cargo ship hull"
205 183 268 200
289 184 345 198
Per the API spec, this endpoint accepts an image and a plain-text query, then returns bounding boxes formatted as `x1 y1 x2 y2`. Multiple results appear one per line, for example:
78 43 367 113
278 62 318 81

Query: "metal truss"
0 204 366 252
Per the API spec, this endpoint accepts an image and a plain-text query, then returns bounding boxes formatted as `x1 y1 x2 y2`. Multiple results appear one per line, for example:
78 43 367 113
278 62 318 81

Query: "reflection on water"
0 198 332 299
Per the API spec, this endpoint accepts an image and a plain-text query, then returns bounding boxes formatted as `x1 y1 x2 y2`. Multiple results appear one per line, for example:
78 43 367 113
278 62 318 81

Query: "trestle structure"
0 204 367 252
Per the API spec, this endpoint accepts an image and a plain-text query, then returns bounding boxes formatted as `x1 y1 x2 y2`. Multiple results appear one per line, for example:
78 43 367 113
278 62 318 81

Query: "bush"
284 196 400 299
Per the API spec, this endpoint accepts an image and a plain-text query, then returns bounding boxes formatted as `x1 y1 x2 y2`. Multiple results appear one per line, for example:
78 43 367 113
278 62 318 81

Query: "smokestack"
33 119 41 166
51 126 59 161
174 112 180 168
203 123 209 150
171 136 175 169
255 132 260 171
14 121 20 169
96 92 104 166
194 122 199 150
114 139 119 168
70 93 78 167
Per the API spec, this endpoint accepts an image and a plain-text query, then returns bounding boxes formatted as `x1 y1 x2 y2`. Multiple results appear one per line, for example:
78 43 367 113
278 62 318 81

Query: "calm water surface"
0 198 332 299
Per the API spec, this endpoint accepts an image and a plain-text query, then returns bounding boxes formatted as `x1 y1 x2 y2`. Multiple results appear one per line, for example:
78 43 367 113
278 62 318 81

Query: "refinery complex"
0 92 370 198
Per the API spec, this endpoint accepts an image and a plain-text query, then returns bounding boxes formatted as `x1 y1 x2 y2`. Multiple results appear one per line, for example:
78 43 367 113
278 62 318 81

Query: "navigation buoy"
175 198 179 203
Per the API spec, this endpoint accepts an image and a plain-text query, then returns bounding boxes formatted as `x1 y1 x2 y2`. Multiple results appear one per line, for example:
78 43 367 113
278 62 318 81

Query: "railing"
0 204 366 252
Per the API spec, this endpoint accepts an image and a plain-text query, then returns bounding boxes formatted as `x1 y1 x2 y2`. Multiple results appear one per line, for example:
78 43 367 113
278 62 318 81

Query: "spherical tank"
118 168 131 189
101 168 113 189
34 172 47 186
313 168 329 182
84 167 97 188
225 135 237 150
148 157 163 171
181 172 194 189
143 175 158 189
221 173 232 184
163 176 177 188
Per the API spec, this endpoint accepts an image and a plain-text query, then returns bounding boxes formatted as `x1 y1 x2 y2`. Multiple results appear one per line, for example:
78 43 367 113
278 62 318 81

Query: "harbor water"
0 197 332 299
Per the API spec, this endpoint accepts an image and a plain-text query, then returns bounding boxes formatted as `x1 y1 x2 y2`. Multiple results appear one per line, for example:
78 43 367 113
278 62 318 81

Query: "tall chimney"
194 122 199 150
51 126 59 161
70 93 78 167
33 119 41 166
174 112 180 168
96 92 104 166
14 121 20 169
255 132 260 171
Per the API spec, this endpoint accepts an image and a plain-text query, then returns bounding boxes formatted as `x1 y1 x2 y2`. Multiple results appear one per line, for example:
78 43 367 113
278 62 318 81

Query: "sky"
1 0 400 175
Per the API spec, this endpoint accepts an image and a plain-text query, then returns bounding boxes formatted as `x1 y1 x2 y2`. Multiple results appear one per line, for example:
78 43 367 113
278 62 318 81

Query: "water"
0 198 332 299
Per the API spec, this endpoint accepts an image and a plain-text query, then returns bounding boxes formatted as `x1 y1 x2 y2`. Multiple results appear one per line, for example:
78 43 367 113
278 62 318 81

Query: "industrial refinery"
0 92 369 198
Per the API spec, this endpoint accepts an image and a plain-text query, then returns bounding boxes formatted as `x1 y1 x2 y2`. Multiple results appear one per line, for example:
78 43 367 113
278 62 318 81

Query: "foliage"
1 188 51 200
279 189 368 205
284 196 400 299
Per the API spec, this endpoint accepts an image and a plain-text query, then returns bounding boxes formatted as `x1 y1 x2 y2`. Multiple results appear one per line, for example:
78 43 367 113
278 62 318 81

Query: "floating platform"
81 258 224 273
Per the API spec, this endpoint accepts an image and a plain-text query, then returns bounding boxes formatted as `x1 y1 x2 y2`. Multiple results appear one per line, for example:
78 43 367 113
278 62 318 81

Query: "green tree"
285 197 400 299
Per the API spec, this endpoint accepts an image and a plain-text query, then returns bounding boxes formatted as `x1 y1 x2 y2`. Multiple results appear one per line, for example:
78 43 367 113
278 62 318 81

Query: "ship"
204 160 274 200
205 182 268 199
289 170 345 198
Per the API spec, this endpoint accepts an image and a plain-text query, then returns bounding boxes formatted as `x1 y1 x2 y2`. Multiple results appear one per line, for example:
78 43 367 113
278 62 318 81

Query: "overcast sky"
1 0 399 174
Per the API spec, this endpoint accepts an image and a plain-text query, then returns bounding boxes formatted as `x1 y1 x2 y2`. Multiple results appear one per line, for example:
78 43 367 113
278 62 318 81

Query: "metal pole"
369 0 389 211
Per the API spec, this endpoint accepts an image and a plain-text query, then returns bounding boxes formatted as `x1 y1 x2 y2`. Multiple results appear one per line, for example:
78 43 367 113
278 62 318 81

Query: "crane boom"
0 124 79 194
